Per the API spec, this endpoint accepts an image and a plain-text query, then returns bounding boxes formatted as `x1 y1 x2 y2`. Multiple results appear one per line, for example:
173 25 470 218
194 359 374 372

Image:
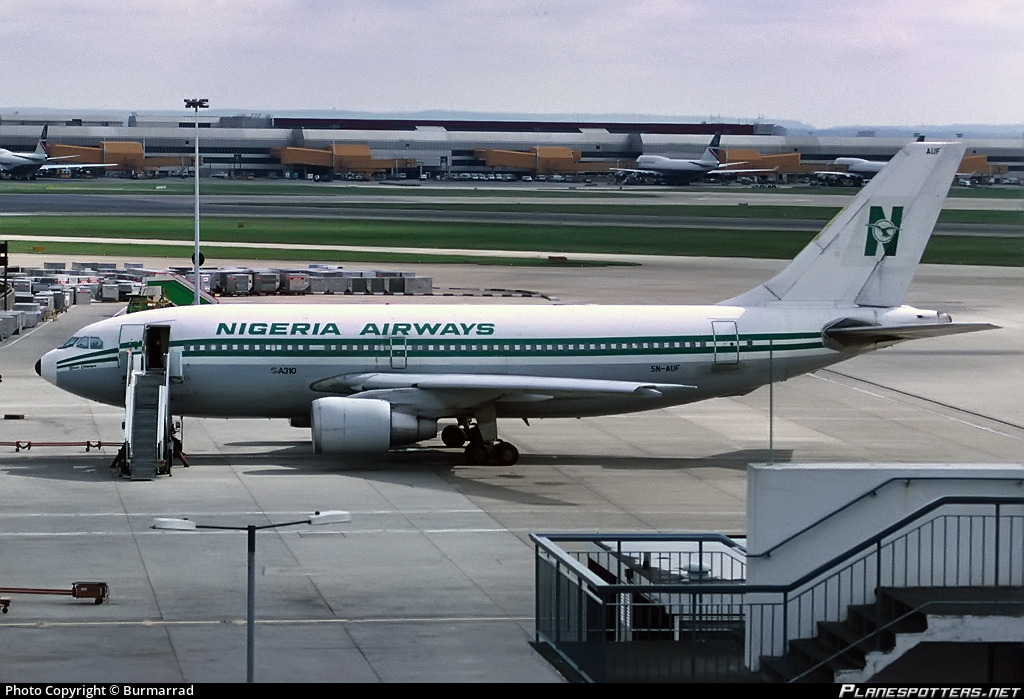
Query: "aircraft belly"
171 359 324 417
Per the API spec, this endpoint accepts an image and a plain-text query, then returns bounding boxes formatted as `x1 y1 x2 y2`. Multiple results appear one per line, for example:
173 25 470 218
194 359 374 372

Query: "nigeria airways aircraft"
38 141 994 465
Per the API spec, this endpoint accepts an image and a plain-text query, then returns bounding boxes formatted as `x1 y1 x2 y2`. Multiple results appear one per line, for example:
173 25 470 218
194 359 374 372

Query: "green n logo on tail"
865 206 903 256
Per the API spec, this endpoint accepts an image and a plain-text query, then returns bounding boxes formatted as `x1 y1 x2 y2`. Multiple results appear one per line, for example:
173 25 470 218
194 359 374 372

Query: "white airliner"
815 157 888 184
613 133 773 184
38 141 994 466
0 125 111 179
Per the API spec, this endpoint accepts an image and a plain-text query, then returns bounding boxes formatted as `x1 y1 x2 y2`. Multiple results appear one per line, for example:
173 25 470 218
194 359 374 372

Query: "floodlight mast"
184 98 209 305
151 510 351 682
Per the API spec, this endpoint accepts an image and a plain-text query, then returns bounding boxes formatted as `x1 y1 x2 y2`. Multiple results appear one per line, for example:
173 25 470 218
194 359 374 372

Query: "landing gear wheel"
464 443 490 465
492 441 520 466
441 425 467 448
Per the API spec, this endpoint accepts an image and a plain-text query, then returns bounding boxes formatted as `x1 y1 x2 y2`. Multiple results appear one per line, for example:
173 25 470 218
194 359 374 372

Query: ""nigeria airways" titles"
216 321 495 337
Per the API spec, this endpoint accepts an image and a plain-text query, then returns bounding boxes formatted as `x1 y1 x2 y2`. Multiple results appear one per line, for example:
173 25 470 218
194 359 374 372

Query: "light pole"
152 510 351 683
184 98 208 305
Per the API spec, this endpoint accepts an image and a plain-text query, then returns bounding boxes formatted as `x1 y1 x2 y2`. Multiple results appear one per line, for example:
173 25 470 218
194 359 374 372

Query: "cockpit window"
61 336 103 350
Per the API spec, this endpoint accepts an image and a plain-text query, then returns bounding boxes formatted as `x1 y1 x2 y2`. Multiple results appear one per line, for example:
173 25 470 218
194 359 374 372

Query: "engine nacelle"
310 397 437 454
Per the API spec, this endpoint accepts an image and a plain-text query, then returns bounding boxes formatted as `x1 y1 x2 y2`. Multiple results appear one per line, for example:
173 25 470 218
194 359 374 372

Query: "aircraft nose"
37 352 57 385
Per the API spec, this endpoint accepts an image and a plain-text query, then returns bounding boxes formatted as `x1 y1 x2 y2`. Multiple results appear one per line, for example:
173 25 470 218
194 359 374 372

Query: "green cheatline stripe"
55 349 119 370
172 332 823 359
56 331 824 370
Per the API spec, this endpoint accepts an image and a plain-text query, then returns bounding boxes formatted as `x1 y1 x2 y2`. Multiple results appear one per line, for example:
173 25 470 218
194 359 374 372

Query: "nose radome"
37 353 58 385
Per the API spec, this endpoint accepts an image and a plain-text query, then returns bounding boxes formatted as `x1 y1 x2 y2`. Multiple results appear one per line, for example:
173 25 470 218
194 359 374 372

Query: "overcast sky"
3 0 1021 128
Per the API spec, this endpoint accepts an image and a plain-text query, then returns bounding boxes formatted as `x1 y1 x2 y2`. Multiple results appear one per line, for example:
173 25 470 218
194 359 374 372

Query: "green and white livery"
38 141 994 465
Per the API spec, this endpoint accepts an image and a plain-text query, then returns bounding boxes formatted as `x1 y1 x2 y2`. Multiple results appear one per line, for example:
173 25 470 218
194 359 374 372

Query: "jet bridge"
117 324 178 479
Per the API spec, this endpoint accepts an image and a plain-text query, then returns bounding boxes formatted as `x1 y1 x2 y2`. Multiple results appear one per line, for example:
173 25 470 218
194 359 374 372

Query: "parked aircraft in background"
815 157 888 185
38 141 994 466
613 133 773 185
0 125 113 179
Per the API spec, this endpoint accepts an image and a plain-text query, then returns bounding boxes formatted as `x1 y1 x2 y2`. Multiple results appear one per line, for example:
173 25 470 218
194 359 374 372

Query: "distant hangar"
0 111 1020 181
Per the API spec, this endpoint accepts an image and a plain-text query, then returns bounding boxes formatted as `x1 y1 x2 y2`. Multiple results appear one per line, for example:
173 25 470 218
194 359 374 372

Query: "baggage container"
252 271 280 295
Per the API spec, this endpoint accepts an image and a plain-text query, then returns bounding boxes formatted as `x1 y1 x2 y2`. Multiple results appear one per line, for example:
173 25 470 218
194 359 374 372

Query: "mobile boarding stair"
117 324 177 479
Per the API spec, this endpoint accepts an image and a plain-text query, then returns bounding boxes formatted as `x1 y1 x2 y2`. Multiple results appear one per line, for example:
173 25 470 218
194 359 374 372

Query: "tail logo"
865 205 902 256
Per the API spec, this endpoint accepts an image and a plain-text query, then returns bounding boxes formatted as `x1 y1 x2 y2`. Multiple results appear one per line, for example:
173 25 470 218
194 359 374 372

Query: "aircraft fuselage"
38 302 936 420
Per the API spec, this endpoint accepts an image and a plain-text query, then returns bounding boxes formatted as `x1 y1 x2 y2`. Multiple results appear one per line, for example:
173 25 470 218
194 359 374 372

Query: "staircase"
121 351 171 480
761 587 1024 682
127 372 165 480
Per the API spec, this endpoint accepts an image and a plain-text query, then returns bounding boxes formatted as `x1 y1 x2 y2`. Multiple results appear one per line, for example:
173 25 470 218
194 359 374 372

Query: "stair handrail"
750 476 1024 560
122 350 145 460
155 353 171 468
782 496 1024 596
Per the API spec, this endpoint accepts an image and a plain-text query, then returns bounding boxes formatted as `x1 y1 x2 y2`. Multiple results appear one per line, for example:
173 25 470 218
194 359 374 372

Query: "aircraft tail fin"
35 125 49 157
697 132 721 166
724 141 965 309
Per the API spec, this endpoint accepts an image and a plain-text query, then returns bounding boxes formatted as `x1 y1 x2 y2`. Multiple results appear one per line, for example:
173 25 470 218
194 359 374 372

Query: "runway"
0 185 1018 238
1 254 1021 682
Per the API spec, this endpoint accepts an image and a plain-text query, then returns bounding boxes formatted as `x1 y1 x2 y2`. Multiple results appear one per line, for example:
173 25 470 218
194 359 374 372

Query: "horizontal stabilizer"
824 322 998 349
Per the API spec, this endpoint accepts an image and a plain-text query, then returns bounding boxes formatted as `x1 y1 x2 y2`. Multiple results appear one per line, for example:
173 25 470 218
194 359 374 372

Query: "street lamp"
184 98 209 305
152 510 351 682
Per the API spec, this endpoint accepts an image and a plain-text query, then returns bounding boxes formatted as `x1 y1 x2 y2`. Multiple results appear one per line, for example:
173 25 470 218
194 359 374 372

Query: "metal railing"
533 496 1024 683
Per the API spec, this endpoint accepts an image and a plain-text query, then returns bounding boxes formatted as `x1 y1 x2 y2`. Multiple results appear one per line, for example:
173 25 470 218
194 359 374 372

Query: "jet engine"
310 397 437 454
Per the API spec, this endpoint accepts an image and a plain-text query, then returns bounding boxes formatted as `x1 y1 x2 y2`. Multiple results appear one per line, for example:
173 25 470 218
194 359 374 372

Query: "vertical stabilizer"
724 141 965 308
35 125 49 157
698 133 722 166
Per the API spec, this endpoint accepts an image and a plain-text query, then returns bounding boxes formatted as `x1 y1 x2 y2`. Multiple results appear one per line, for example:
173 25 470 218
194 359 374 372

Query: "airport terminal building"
1 110 1022 182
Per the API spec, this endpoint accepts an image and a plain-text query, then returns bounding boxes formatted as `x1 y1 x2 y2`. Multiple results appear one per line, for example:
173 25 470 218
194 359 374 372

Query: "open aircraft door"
118 324 146 374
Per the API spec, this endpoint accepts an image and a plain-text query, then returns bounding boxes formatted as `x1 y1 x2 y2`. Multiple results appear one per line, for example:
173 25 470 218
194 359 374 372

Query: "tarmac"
1 254 1022 683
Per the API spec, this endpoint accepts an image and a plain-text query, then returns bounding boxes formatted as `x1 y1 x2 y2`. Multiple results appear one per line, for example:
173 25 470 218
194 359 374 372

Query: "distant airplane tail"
697 132 721 166
35 125 49 157
724 140 966 309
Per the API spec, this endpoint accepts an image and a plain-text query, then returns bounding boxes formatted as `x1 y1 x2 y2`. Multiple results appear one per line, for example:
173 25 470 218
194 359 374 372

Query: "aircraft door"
390 336 408 369
144 325 171 371
711 320 740 366
118 324 145 374
376 336 408 370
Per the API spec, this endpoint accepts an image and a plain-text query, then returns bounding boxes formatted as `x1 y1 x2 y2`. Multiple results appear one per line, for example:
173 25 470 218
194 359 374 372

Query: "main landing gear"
441 422 520 466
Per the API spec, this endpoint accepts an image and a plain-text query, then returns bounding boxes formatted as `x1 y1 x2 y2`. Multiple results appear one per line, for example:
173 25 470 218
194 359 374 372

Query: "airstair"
118 325 176 479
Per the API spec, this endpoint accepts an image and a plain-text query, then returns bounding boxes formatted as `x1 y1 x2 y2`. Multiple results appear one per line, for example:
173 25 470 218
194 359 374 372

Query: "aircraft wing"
824 322 998 349
310 372 690 414
814 170 863 180
610 167 662 177
709 166 778 176
38 162 119 172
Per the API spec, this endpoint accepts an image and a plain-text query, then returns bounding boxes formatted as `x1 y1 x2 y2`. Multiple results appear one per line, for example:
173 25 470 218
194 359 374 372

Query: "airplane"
0 125 113 179
613 133 774 185
37 140 996 467
815 157 887 185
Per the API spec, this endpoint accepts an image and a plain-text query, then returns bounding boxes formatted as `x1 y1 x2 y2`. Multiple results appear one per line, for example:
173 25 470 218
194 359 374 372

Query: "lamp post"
152 510 351 683
184 98 208 305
